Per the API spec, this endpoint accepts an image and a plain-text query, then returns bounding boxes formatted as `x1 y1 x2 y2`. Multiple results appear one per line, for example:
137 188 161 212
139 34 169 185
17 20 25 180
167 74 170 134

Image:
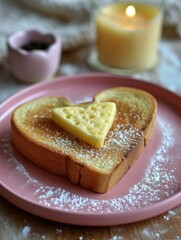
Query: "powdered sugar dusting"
1 116 181 214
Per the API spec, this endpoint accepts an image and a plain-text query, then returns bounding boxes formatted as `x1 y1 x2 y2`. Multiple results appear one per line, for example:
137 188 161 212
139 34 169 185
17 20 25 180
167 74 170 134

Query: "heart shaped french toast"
11 87 157 193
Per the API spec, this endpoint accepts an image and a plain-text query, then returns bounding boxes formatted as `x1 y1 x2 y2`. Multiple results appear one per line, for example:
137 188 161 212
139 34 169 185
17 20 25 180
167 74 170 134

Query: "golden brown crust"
11 88 157 193
11 119 67 176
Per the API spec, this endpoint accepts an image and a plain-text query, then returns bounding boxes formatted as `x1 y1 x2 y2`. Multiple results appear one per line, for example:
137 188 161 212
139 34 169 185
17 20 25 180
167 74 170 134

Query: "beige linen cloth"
0 0 181 60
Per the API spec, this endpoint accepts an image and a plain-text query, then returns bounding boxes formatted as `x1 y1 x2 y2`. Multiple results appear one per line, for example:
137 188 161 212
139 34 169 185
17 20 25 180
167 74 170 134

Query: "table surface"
0 26 181 240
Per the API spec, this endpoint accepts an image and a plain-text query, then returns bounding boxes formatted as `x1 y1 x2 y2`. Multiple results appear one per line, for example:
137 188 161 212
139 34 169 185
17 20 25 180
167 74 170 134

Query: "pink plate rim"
1 184 181 226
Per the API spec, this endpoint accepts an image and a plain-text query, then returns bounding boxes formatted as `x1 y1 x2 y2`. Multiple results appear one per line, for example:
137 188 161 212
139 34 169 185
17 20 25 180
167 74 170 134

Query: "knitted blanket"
0 0 180 59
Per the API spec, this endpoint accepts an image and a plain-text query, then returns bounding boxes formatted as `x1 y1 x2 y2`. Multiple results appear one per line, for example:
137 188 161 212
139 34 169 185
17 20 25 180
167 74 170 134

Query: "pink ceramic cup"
7 30 61 83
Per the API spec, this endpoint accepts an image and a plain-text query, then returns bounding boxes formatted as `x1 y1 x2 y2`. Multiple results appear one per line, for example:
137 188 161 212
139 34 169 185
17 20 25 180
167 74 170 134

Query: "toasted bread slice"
11 87 157 193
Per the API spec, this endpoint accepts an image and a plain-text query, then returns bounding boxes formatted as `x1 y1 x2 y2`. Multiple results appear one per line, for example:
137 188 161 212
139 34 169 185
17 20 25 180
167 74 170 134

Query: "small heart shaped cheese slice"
51 102 116 148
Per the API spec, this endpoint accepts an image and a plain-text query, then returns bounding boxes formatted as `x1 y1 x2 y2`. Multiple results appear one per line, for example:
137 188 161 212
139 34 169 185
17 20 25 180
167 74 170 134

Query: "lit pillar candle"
95 2 163 70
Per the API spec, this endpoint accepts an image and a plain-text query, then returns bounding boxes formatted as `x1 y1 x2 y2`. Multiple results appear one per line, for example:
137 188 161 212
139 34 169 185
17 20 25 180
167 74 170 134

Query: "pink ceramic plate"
0 73 181 226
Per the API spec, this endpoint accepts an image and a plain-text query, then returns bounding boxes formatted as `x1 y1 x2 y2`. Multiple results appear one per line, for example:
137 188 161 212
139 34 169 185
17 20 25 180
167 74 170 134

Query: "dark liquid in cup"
21 41 50 51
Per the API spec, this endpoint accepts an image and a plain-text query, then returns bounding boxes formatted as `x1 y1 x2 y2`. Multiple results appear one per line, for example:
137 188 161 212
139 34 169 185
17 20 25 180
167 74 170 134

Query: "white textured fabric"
20 0 95 21
0 0 181 59
0 0 95 57
164 0 181 26
164 0 181 37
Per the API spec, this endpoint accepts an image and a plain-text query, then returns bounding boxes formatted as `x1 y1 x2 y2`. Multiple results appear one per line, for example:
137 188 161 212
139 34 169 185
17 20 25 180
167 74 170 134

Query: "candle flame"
125 5 136 18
